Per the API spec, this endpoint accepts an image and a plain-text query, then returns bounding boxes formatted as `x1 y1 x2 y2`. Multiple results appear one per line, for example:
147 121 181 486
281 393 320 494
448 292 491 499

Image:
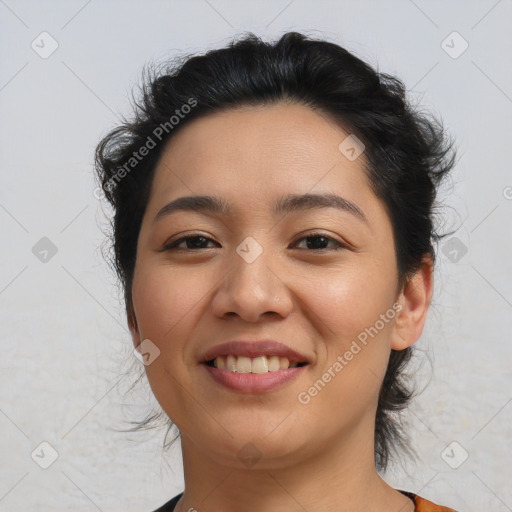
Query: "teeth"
236 356 252 373
251 356 268 374
212 355 301 373
268 356 281 372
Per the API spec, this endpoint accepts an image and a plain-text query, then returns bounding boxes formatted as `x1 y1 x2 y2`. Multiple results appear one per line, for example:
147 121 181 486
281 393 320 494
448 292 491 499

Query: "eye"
292 232 346 251
164 235 218 251
162 232 347 252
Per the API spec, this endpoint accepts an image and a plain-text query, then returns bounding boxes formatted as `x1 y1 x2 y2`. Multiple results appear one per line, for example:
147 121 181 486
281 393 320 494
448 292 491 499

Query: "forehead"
147 102 384 225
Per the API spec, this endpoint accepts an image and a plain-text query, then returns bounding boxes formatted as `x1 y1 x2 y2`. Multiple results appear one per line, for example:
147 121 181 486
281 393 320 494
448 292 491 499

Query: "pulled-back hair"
94 31 456 471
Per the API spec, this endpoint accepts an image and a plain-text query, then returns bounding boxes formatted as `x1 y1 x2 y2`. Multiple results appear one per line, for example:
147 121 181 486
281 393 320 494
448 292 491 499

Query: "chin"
193 420 309 467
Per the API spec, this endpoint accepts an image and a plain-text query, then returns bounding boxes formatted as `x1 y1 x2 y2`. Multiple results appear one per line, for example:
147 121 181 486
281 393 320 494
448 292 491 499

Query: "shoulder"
403 491 458 512
151 492 183 512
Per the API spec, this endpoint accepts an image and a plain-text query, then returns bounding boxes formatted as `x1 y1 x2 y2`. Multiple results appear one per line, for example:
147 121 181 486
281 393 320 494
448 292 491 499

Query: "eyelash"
163 232 347 252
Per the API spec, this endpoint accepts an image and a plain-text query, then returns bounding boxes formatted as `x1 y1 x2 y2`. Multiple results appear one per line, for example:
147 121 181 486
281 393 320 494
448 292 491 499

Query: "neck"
173 418 415 512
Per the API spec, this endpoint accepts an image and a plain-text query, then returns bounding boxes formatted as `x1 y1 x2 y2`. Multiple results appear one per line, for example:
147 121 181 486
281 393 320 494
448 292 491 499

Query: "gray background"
1 0 511 510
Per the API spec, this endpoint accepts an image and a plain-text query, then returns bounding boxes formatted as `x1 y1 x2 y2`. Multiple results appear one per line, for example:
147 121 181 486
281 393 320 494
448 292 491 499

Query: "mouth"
201 357 309 393
203 355 310 373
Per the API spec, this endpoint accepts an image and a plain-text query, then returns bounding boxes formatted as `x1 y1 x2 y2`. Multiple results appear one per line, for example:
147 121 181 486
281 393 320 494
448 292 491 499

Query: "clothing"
152 490 457 511
401 491 457 511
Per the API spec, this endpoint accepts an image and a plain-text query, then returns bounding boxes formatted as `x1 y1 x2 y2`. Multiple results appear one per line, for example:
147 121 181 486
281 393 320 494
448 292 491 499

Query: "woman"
95 32 457 511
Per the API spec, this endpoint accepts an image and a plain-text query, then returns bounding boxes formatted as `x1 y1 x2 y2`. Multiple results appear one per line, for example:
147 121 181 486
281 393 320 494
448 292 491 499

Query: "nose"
210 244 293 323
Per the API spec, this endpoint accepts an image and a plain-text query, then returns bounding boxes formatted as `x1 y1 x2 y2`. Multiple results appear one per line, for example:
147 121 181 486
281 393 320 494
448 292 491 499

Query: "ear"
391 254 434 350
127 302 141 349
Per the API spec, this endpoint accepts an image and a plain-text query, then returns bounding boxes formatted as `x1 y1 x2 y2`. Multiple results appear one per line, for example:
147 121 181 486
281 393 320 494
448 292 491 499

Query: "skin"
128 102 433 512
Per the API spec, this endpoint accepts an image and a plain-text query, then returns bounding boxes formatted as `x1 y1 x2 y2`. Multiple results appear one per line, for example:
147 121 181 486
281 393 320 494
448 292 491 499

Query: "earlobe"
391 255 434 351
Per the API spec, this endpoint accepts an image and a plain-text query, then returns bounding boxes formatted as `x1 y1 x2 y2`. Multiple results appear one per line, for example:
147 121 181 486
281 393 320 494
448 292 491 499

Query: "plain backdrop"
1 1 511 511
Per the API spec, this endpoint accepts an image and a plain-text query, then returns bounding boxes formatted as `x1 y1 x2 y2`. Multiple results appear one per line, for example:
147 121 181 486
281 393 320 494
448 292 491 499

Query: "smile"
202 358 309 393
206 355 308 373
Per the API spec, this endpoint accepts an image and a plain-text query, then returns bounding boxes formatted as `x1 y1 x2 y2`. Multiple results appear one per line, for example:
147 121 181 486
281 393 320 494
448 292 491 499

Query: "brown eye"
163 233 346 252
165 235 218 251
293 233 346 251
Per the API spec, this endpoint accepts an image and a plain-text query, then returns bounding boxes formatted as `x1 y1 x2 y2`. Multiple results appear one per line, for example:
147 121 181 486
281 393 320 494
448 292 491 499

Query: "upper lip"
200 340 311 364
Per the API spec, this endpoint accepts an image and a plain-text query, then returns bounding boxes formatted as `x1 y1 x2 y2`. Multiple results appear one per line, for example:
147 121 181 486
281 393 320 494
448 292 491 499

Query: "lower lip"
202 364 308 393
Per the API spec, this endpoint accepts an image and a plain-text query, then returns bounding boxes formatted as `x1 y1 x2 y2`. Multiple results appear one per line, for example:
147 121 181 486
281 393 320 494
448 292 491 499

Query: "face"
129 102 421 468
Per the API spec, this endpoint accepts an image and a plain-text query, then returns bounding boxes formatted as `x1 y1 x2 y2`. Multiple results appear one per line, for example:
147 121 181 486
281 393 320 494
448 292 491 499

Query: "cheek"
296 301 394 441
131 264 208 352
130 265 209 424
301 264 397 407
307 263 397 344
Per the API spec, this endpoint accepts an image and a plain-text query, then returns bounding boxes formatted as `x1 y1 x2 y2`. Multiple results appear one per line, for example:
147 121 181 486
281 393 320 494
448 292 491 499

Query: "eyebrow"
152 192 367 225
